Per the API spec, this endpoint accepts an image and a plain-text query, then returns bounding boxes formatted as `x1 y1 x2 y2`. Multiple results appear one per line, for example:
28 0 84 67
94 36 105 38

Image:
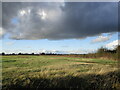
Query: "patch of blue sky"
11 17 19 24
2 32 118 54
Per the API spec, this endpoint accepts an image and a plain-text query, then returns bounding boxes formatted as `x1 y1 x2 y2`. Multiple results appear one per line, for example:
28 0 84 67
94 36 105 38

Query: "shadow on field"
3 69 120 90
3 60 16 63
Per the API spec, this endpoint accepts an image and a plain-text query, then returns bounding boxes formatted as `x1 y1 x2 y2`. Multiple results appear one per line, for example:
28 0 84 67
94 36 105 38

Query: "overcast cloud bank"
2 2 118 40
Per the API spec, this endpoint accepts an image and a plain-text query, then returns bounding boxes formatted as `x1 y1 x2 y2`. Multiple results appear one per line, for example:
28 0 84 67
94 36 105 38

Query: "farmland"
2 55 120 89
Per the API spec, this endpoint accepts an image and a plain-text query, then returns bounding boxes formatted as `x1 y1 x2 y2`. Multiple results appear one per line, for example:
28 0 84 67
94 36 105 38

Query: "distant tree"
106 50 116 53
116 45 120 60
41 53 45 55
31 53 34 55
97 47 107 54
18 53 22 55
2 52 5 55
96 47 107 57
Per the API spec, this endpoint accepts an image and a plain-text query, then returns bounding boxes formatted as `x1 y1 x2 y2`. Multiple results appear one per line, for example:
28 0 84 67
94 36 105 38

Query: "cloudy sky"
1 1 119 54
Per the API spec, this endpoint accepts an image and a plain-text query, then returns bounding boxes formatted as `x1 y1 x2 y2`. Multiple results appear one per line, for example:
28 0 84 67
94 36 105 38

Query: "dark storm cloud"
0 2 1 27
2 2 118 40
0 2 3 38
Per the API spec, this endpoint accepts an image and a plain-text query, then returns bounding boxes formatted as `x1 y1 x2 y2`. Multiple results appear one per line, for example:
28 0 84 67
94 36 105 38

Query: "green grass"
1 55 120 89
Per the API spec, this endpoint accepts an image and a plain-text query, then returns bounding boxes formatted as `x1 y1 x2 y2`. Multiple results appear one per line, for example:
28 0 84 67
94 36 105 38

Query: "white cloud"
1 48 97 54
37 10 47 20
105 40 120 49
39 49 96 54
5 41 15 46
40 49 61 54
19 10 26 16
66 49 96 54
91 34 112 43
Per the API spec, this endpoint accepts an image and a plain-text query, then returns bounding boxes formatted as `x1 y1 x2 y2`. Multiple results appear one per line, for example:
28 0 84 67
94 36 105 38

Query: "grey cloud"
2 2 118 40
0 2 1 27
0 2 3 38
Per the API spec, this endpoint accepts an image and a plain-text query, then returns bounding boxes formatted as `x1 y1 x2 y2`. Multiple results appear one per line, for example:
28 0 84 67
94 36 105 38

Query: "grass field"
1 55 120 89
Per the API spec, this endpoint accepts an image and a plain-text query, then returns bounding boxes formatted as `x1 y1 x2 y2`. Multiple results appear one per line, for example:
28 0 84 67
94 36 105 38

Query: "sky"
0 1 119 54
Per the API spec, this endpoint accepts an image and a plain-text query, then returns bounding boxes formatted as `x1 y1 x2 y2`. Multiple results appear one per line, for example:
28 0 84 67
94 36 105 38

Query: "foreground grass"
2 55 120 89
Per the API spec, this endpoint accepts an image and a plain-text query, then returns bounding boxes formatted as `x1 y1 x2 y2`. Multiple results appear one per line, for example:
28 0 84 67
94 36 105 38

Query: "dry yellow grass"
2 55 120 89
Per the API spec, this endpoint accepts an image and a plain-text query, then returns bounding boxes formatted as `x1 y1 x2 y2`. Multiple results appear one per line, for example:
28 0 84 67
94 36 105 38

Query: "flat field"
1 55 120 89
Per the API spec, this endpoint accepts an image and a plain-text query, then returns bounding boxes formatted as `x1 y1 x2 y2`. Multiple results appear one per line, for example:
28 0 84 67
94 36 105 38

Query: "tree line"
1 45 120 60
